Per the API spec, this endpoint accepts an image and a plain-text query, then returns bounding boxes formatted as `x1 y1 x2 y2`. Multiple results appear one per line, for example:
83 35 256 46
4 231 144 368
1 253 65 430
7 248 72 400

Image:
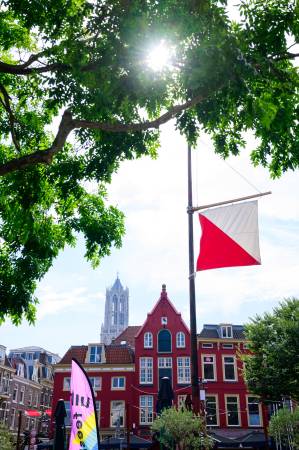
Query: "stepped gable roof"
105 344 134 364
136 284 190 338
198 324 245 340
113 326 141 348
59 346 88 365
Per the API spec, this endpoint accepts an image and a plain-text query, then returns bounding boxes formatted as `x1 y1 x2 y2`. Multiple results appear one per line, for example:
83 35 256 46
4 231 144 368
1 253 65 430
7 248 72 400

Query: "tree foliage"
151 407 213 450
269 407 299 450
243 298 299 401
0 423 14 450
0 0 298 322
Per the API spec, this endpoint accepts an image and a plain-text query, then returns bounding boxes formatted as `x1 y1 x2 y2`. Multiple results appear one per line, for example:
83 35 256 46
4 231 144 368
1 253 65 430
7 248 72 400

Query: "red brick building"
52 285 267 447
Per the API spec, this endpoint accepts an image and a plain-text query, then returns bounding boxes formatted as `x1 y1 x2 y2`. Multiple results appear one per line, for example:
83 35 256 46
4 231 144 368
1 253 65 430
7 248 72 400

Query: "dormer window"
89 345 102 363
221 325 233 338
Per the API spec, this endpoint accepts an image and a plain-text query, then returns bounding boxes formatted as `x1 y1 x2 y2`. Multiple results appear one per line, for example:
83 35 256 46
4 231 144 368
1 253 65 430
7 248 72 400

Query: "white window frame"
176 332 186 348
110 400 125 428
177 357 191 384
19 386 25 404
28 390 33 406
221 325 233 338
111 377 126 390
89 345 102 363
206 394 219 426
144 332 153 349
95 400 101 426
139 395 154 425
63 377 71 391
139 357 153 384
12 385 18 403
222 343 234 349
202 343 213 349
247 396 262 427
10 408 16 429
225 395 241 427
222 355 237 381
202 355 217 381
158 357 172 368
89 377 101 391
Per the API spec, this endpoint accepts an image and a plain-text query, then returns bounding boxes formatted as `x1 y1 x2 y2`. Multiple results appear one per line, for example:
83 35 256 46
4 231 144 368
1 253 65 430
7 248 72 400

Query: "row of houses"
0 345 60 436
52 285 269 447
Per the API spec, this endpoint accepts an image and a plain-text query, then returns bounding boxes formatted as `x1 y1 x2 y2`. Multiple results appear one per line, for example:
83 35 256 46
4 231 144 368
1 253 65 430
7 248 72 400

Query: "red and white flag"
196 200 261 271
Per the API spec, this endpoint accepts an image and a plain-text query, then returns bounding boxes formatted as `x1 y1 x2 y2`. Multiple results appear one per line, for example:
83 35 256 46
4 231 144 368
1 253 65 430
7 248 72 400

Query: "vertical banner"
69 359 99 450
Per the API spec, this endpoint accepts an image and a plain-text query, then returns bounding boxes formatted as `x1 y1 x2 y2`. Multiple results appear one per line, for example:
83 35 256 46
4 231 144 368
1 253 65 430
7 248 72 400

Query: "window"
89 377 101 391
10 408 16 429
176 332 185 348
89 346 102 363
111 377 125 390
222 344 234 349
225 396 240 426
144 332 153 349
221 325 233 338
34 393 39 407
223 356 237 381
177 357 190 384
158 329 171 353
17 364 24 377
140 358 153 384
202 343 213 349
140 396 153 424
12 385 18 402
95 401 101 426
161 317 167 325
247 397 261 426
28 390 33 406
158 358 172 368
64 401 71 426
111 401 125 427
63 377 71 391
20 386 25 404
206 395 218 426
202 356 216 381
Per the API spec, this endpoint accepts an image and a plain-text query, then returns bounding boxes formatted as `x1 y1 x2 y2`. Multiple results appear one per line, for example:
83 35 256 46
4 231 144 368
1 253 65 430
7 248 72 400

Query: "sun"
146 40 173 72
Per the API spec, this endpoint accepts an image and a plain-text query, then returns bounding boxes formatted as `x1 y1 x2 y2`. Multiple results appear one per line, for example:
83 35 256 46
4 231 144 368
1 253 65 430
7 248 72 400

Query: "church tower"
100 276 129 345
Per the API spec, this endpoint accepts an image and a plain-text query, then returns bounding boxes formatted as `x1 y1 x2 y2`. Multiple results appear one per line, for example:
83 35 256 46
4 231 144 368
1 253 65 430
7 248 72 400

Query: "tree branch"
0 83 21 152
272 52 299 62
0 60 68 75
0 93 205 176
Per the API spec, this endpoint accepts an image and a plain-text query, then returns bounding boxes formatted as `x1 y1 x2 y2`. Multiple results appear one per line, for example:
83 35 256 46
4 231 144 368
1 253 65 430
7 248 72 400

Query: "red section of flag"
196 214 260 271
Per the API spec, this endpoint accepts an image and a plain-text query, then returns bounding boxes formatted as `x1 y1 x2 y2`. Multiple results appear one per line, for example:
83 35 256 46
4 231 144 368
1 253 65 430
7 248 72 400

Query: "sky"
1 120 299 357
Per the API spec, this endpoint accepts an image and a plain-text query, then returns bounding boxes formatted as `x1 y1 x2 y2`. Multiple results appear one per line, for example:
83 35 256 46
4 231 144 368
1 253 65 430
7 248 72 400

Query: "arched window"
158 329 171 353
176 332 185 348
144 332 153 349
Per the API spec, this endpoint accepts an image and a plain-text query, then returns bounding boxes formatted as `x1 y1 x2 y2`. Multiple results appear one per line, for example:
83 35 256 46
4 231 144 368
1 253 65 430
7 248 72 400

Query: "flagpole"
187 143 200 414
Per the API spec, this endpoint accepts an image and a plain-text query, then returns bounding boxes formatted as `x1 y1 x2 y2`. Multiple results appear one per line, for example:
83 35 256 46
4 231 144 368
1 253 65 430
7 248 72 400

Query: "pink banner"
69 359 99 450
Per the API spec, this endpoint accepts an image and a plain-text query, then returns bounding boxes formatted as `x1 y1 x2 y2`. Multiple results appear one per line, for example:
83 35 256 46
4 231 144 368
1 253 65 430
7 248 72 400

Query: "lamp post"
187 144 200 414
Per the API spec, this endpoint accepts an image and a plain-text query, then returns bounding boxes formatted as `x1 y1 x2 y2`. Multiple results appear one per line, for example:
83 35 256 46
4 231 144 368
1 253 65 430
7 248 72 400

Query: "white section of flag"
200 200 261 263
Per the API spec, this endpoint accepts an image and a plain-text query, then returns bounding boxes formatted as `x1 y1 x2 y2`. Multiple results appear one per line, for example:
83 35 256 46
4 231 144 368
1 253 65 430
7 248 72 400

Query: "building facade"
52 285 267 446
0 346 60 437
100 276 129 345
